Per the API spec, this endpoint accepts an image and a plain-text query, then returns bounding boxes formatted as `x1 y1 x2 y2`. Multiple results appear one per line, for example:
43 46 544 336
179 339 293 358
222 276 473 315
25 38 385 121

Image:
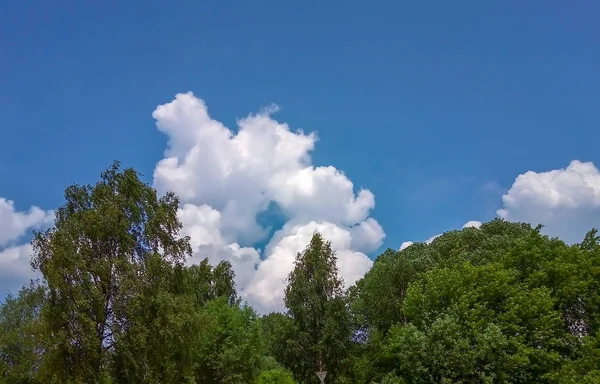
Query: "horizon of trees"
2 161 600 383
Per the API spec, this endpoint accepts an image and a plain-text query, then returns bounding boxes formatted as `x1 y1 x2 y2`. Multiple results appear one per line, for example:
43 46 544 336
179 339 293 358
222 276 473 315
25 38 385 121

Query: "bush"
256 368 297 384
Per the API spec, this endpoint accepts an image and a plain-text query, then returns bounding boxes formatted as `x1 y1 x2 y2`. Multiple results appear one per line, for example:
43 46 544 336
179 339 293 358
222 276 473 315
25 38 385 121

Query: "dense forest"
1 162 600 384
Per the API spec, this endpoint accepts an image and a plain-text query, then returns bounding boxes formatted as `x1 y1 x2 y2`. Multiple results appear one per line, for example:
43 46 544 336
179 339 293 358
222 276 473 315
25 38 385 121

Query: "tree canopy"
2 161 600 383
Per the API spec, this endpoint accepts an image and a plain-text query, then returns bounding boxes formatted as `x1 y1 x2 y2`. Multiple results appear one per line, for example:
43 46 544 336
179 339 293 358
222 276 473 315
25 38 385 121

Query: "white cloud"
463 220 482 229
153 92 385 313
0 199 53 295
498 160 600 244
0 198 54 247
177 203 261 294
0 244 38 293
398 160 600 252
349 217 385 253
7 94 594 314
399 220 480 251
245 220 380 313
425 234 442 244
2 87 597 318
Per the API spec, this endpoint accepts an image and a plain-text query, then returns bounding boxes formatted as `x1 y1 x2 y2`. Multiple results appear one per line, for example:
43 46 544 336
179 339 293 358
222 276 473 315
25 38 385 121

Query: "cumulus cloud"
0 198 54 247
398 160 600 251
244 220 380 313
153 92 385 312
498 160 600 244
177 203 261 294
5 94 593 314
0 199 54 294
0 244 36 292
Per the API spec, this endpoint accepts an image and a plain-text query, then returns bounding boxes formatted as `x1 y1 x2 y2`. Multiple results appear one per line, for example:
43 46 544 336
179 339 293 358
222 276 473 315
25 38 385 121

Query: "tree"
283 232 352 383
256 368 297 384
350 220 538 338
178 259 240 307
4 156 600 384
192 298 263 384
110 254 198 384
390 262 567 383
260 312 296 370
350 220 600 383
30 161 191 383
0 282 46 384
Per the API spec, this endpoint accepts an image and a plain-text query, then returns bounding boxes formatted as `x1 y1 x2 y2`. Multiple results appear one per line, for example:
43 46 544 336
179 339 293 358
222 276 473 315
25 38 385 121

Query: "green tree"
177 259 240 307
30 161 191 383
192 298 263 384
256 368 297 384
391 262 566 383
260 312 294 368
111 254 198 384
5 158 600 384
350 220 600 383
284 232 352 383
0 282 46 384
112 254 247 383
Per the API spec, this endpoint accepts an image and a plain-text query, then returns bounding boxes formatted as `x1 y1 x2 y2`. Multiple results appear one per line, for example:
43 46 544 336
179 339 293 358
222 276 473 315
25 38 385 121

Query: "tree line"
2 162 600 383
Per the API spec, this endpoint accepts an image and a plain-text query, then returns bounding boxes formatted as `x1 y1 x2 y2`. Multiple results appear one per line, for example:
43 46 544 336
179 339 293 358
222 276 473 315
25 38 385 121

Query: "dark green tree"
30 161 191 383
110 254 198 384
0 282 46 384
256 368 297 384
350 220 600 383
192 298 263 384
177 259 239 307
283 232 352 383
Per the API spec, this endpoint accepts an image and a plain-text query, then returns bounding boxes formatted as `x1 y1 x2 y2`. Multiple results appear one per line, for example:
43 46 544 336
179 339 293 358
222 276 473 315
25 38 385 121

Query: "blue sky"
1 1 600 310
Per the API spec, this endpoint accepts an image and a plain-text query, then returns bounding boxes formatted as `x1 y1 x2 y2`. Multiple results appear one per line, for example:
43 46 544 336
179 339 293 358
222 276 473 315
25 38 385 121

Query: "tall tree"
30 161 191 383
284 232 352 383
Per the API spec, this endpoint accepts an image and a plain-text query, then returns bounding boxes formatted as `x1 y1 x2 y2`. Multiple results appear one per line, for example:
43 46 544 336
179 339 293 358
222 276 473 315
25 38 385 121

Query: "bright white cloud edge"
152 92 385 313
0 199 53 295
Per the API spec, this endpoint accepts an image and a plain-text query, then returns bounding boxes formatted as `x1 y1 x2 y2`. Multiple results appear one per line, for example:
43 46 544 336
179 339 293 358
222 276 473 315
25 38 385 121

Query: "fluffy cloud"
0 198 54 247
244 220 381 313
153 92 385 313
0 244 36 292
0 199 54 295
397 160 600 251
399 220 482 251
6 93 595 314
177 203 261 293
498 160 600 244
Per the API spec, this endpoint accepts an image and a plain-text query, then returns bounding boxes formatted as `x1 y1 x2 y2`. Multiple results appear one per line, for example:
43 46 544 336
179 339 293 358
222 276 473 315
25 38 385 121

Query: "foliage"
256 368 297 384
283 232 353 383
30 161 191 383
0 282 46 384
192 298 263 384
3 162 600 383
350 220 600 383
1 162 263 384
